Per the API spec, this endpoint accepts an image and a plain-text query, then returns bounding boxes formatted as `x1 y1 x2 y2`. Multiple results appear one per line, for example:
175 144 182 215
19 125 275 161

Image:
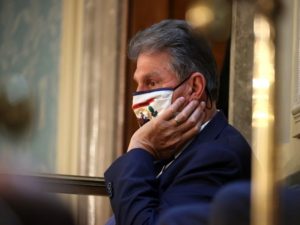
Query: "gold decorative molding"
56 0 84 175
292 105 300 116
56 0 128 224
292 104 300 138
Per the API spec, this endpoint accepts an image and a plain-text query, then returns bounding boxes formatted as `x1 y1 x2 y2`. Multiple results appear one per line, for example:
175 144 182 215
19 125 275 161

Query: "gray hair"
128 19 219 101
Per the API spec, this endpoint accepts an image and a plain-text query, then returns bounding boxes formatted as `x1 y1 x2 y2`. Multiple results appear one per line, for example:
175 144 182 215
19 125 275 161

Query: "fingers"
157 101 206 158
173 100 199 126
159 97 185 120
195 101 206 128
177 101 206 133
137 98 206 160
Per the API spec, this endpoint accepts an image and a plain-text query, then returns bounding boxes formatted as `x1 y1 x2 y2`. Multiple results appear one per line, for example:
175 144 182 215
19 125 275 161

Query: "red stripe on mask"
132 98 155 109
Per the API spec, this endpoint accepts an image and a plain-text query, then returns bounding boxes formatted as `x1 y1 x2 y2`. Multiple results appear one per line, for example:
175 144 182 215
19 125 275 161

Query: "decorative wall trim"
56 0 84 175
292 105 300 116
0 173 107 196
229 0 255 144
292 105 300 138
77 1 128 224
56 0 128 224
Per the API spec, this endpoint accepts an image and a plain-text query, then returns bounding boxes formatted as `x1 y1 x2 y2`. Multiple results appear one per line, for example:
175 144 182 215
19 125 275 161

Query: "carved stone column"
229 0 255 144
78 0 127 224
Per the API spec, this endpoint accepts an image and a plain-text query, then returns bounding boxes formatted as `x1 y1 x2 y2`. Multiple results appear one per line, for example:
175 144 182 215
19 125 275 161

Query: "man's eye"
147 81 157 88
150 81 156 87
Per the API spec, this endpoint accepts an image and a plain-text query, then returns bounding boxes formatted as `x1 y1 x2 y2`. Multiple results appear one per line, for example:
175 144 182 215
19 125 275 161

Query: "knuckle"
189 117 197 125
152 119 159 127
176 136 182 143
186 118 197 127
192 126 199 133
180 112 188 121
169 107 176 116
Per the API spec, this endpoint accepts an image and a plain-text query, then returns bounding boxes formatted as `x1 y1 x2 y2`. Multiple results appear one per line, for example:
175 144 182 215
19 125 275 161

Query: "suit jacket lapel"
156 112 229 175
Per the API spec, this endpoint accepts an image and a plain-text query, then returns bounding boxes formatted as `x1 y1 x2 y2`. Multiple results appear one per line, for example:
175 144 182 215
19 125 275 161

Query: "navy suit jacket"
104 112 251 225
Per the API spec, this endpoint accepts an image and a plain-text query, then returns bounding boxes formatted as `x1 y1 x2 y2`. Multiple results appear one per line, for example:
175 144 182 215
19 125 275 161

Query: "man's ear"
189 72 206 100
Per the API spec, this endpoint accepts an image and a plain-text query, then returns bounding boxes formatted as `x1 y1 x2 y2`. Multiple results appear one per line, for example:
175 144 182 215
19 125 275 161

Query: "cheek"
171 92 190 112
171 86 191 103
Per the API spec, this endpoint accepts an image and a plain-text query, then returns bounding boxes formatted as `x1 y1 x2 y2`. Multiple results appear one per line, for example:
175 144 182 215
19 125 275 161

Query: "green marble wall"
0 0 62 172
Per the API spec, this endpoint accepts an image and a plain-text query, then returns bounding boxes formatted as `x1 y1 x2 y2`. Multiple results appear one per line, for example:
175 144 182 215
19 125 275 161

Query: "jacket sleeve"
104 149 159 225
104 146 242 225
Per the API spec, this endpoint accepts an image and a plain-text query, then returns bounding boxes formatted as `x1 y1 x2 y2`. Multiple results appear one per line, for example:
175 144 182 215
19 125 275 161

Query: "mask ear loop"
174 73 213 110
173 75 192 90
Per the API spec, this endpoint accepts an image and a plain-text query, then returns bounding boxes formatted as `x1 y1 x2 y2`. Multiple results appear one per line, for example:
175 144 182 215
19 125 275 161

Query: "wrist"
128 139 157 158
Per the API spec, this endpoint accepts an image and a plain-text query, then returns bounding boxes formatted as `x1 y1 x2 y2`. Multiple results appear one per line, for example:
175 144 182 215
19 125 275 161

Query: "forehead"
133 51 177 81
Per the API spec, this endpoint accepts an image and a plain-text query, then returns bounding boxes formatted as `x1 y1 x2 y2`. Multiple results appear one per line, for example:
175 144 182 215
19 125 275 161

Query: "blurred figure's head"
0 174 74 225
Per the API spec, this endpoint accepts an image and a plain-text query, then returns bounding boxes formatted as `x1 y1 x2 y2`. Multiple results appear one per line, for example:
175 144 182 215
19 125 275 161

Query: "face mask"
132 76 190 126
132 88 173 126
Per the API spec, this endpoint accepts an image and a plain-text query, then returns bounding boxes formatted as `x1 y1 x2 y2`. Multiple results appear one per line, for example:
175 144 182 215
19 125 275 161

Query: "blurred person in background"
0 173 74 225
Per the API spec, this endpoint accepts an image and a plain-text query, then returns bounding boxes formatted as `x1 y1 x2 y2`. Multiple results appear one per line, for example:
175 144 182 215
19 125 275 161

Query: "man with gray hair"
104 19 251 225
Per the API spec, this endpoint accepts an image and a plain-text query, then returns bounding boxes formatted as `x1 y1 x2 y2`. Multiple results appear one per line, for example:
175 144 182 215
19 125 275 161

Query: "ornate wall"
0 0 62 171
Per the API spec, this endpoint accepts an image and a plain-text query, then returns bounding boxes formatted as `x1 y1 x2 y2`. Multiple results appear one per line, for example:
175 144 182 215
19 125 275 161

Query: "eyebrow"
133 71 161 82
